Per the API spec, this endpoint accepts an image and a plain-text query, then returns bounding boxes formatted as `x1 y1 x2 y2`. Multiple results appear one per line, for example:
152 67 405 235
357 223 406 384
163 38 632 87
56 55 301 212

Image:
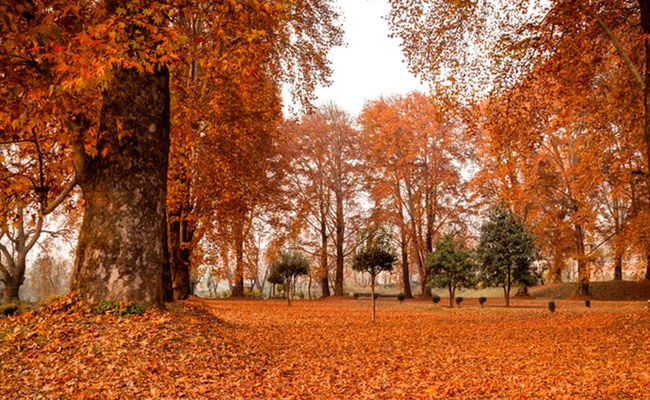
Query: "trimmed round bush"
432 294 441 305
478 296 487 307
585 299 591 308
397 292 406 302
455 297 464 307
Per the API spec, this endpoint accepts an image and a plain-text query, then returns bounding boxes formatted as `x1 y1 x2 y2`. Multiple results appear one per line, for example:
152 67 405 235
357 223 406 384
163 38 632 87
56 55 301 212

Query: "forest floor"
1 296 650 399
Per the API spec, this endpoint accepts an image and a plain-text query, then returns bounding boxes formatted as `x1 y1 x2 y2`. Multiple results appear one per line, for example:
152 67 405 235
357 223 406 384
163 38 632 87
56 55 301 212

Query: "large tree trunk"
334 191 345 295
1 276 21 304
71 67 170 308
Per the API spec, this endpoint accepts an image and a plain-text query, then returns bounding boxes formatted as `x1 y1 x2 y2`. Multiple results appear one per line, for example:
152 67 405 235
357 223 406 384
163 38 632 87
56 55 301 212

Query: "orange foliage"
1 296 650 398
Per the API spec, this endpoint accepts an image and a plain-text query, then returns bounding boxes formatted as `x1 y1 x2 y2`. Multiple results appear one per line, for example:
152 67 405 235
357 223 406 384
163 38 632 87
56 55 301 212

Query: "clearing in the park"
1 296 649 399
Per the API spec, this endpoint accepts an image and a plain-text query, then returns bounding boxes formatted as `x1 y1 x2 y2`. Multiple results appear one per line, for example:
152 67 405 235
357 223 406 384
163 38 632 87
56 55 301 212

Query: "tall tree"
359 93 469 297
286 104 360 297
1 0 342 305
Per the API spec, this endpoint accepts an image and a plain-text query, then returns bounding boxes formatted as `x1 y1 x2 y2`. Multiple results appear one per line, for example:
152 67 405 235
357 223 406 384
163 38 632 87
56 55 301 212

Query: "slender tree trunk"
400 235 413 298
320 217 330 298
645 251 650 280
334 190 345 295
613 253 623 281
286 277 292 306
448 281 454 308
370 273 376 322
232 218 245 297
168 209 193 300
308 274 312 299
575 224 590 296
505 268 511 307
71 67 170 308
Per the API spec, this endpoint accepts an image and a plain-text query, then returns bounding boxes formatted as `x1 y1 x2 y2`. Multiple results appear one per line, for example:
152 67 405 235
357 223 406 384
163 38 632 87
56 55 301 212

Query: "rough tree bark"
71 67 170 308
162 210 173 302
167 203 194 300
1 279 21 304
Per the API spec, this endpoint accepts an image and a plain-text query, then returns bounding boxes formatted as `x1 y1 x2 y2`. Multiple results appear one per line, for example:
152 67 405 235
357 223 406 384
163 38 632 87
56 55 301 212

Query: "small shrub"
585 299 591 308
0 303 19 317
455 297 464 307
373 293 380 300
432 294 441 305
95 300 145 316
353 293 360 299
478 297 487 307
296 292 305 299
397 292 406 302
0 302 32 317
548 301 556 313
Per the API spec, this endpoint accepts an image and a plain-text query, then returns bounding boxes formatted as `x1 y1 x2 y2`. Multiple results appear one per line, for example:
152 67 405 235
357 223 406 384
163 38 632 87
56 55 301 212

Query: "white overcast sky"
285 0 428 118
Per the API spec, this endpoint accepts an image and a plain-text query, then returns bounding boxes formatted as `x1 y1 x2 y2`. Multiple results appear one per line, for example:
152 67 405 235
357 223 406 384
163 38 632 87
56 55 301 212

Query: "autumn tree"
351 230 396 322
389 0 650 286
286 104 361 298
426 233 476 308
269 250 309 306
359 92 469 297
477 206 538 307
1 1 342 306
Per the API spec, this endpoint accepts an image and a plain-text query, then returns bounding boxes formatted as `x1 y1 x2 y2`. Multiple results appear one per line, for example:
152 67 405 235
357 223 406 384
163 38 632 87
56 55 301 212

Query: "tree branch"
592 12 644 90
43 175 77 215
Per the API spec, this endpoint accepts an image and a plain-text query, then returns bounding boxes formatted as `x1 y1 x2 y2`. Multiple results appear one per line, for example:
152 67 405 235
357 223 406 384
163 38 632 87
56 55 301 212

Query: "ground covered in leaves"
1 296 650 399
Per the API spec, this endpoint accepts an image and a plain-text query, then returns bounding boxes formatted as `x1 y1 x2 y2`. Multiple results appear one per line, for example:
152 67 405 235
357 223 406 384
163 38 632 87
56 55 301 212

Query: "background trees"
284 104 361 298
359 92 469 297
